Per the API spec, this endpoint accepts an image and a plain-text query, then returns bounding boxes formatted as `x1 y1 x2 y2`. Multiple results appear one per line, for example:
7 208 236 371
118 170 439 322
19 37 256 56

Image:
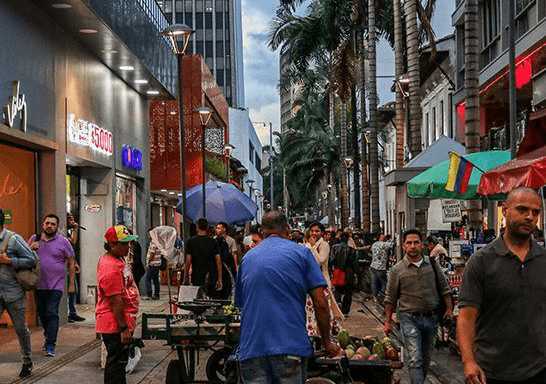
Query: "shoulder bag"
4 232 41 291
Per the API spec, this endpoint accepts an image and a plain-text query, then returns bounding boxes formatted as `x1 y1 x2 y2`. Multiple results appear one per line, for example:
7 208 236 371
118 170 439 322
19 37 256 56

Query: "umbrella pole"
167 266 172 314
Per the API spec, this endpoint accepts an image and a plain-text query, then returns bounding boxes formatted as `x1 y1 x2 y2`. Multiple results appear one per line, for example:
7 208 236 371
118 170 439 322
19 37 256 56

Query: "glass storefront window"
115 175 137 232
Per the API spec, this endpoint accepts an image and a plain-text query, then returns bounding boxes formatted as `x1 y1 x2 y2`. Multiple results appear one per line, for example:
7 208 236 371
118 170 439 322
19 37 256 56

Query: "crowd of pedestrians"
2 185 545 384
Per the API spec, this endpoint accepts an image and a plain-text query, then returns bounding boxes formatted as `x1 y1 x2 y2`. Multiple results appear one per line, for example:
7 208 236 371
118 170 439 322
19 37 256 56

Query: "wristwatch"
118 325 128 333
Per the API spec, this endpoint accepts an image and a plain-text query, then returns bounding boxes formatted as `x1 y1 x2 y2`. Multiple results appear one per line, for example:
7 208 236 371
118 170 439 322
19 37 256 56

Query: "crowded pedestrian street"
2 0 546 382
0 287 466 384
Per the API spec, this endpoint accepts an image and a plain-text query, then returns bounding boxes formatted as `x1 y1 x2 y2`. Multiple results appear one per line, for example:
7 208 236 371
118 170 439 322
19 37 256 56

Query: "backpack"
3 231 41 291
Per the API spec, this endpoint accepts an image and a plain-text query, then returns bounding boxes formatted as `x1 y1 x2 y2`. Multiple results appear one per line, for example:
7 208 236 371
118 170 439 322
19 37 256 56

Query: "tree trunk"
368 0 381 233
465 0 482 231
351 85 361 229
394 0 405 168
341 102 349 229
405 0 422 156
360 33 370 233
328 89 336 227
328 171 336 227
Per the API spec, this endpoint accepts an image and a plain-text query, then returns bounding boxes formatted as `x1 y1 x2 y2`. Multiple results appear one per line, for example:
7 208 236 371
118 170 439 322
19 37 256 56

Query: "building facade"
0 0 175 325
158 0 245 108
150 55 230 227
452 0 546 151
229 110 263 219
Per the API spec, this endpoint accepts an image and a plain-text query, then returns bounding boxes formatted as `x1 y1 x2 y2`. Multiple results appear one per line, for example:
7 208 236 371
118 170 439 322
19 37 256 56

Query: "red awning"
477 145 546 196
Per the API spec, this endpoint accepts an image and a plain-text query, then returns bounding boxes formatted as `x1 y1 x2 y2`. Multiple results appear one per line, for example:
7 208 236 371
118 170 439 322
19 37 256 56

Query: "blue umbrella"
177 181 258 225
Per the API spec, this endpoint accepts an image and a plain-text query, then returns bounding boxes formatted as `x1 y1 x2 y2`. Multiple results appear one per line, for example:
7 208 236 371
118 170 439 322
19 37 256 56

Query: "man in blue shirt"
235 211 339 384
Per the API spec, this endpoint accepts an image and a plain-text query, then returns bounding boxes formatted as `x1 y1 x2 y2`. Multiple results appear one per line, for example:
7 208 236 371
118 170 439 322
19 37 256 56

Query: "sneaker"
45 346 56 357
142 296 152 300
19 362 32 378
68 314 86 322
152 296 160 300
42 344 47 352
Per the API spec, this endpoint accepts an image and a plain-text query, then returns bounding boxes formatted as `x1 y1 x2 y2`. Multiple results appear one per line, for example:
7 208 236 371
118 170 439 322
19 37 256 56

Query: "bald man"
457 187 546 384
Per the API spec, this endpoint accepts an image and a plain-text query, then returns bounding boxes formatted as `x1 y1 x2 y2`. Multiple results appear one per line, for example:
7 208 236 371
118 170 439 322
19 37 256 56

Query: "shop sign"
67 114 113 156
441 200 462 223
2 81 27 132
84 203 102 213
121 145 143 170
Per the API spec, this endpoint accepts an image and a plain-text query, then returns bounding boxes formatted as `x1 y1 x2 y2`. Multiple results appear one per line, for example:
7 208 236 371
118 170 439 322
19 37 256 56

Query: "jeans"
370 268 387 300
102 333 128 384
399 311 439 384
35 289 63 348
68 279 78 317
0 296 32 363
145 266 160 298
239 355 308 384
333 285 352 315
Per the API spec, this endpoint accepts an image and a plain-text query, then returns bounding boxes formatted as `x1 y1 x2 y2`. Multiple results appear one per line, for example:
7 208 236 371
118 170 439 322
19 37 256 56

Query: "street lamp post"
246 179 255 198
224 143 235 182
161 24 194 246
195 106 213 220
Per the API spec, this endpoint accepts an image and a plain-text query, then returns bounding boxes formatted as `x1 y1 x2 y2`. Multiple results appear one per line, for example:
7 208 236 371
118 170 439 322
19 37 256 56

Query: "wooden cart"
141 301 240 384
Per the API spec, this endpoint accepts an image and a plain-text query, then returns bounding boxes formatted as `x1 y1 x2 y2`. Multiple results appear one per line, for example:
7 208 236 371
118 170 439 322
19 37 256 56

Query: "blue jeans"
35 289 63 348
239 355 308 384
68 279 78 317
399 311 439 384
370 268 387 299
0 296 32 363
145 266 160 298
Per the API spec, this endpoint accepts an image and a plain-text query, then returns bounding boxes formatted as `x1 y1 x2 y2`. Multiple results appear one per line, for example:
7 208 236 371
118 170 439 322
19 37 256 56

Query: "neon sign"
2 81 27 132
121 145 143 170
67 114 113 156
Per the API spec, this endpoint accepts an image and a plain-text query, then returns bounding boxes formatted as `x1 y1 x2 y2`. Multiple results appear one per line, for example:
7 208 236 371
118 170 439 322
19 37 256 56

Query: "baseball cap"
104 225 138 243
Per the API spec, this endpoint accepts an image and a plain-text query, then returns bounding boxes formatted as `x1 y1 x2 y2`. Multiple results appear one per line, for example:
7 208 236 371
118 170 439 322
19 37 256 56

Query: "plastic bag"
126 346 141 374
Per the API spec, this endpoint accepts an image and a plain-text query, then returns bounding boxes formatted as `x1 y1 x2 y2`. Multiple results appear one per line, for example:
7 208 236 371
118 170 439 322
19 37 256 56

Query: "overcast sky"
241 0 456 146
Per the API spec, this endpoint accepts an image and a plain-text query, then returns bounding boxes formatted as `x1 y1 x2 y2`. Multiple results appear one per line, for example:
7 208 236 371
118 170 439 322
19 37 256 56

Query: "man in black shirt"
458 187 546 384
183 218 222 296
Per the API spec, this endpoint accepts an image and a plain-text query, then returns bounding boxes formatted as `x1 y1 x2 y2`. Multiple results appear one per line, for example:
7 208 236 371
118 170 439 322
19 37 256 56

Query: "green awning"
407 150 511 200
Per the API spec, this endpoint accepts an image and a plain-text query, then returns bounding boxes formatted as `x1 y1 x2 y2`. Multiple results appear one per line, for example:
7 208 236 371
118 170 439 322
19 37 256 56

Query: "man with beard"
96 225 139 384
29 214 75 358
457 187 546 384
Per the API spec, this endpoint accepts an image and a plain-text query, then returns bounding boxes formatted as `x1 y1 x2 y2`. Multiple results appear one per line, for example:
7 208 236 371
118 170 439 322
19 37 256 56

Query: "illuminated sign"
121 145 143 170
2 81 27 132
67 114 113 156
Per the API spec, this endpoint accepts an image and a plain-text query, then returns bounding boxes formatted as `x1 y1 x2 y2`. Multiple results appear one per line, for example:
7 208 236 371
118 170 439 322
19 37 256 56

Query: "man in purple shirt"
29 214 75 357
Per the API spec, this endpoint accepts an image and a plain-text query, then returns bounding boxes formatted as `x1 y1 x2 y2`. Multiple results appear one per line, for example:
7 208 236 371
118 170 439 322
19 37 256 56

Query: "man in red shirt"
96 225 138 384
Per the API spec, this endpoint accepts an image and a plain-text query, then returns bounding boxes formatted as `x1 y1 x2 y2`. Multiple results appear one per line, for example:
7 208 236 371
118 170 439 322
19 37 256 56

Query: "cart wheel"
166 359 183 384
206 347 233 384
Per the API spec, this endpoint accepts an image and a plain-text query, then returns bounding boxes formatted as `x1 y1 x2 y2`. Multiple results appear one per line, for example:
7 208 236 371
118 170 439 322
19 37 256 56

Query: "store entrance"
66 166 81 302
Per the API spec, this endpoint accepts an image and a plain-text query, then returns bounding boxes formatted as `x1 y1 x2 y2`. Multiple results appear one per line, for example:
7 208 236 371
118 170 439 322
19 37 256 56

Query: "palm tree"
270 0 355 227
393 0 405 168
464 0 481 230
405 0 422 156
367 0 381 233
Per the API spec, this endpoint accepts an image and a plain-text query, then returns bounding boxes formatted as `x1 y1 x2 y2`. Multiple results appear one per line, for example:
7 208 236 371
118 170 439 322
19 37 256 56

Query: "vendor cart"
141 300 240 384
308 337 403 384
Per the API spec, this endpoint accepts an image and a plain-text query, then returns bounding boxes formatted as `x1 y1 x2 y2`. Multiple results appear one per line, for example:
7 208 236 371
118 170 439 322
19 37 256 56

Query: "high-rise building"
157 0 245 108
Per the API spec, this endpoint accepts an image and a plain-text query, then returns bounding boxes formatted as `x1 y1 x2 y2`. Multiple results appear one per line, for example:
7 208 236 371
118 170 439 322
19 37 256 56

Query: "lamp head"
224 143 235 156
246 179 255 186
195 106 213 126
161 24 194 55
343 156 353 169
